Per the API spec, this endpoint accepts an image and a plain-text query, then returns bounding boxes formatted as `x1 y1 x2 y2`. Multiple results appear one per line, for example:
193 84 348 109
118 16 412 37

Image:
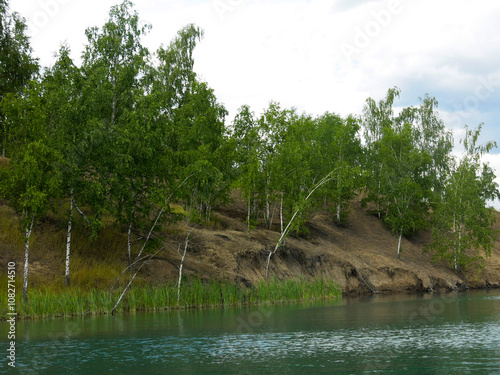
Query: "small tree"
362 87 401 218
42 44 88 285
362 88 453 256
0 140 62 303
315 113 363 225
82 0 153 264
0 0 38 156
426 125 499 271
232 105 261 232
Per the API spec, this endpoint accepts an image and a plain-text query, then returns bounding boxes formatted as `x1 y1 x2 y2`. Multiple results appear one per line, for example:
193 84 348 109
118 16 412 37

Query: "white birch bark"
65 190 74 286
280 192 283 236
397 228 403 258
75 204 91 227
456 223 463 271
110 247 163 316
134 174 193 262
177 223 195 307
127 220 132 266
266 171 335 278
23 215 35 304
177 241 188 307
266 195 270 229
247 196 251 234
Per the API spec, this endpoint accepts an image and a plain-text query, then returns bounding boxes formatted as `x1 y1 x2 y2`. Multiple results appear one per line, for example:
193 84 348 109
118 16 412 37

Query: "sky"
8 0 500 207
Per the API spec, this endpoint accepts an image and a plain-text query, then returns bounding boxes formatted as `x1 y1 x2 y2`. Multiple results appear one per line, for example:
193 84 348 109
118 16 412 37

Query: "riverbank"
1 193 499 319
0 277 340 319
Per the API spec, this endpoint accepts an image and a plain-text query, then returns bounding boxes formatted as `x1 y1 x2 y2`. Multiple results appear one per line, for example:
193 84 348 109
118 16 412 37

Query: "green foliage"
314 113 363 225
1 0 499 288
362 88 453 256
233 105 261 229
0 0 38 156
173 81 230 219
426 125 499 271
0 138 62 225
232 103 364 235
82 0 154 237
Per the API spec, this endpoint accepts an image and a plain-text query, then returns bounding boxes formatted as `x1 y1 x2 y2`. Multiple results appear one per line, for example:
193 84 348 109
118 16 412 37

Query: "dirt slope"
141 197 500 295
1 195 499 295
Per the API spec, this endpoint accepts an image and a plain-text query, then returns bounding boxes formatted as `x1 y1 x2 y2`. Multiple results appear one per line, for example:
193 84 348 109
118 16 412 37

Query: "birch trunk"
65 190 74 286
127 220 132 266
397 228 403 258
136 207 164 261
23 215 35 304
266 209 300 278
280 192 284 236
75 204 91 226
110 248 163 316
266 195 270 229
247 196 251 234
266 171 335 278
456 223 463 271
177 240 188 308
269 202 276 230
377 179 381 218
453 213 458 271
134 173 193 262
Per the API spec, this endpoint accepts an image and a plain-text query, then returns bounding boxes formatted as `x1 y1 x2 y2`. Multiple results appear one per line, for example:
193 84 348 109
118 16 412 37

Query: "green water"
1 290 500 374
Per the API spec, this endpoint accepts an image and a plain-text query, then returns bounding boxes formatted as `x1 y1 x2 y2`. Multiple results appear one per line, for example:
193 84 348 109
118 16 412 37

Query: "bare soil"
140 195 500 295
1 192 499 296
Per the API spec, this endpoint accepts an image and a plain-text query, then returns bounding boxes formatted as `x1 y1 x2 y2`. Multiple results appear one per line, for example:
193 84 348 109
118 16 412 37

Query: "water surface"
1 290 500 374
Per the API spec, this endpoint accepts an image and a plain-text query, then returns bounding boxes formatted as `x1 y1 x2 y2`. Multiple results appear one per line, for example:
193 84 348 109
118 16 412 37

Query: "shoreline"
0 277 341 320
1 198 499 320
3 281 499 321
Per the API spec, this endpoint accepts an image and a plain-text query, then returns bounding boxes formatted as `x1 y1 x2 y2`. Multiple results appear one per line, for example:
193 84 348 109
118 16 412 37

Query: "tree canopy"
0 0 498 294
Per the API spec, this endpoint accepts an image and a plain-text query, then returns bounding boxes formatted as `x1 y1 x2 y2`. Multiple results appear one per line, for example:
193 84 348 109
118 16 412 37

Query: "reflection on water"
1 290 499 374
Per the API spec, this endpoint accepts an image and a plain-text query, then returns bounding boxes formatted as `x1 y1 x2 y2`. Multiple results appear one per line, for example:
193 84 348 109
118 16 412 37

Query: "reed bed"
0 277 341 319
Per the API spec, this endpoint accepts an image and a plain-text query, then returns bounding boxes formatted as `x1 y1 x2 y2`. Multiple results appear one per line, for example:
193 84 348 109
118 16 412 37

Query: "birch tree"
362 89 453 256
1 71 65 301
172 80 229 221
82 0 152 264
274 112 329 235
362 87 400 218
0 139 62 303
379 123 433 256
232 105 261 232
426 125 499 271
0 0 38 157
42 45 86 285
315 113 363 225
257 102 295 229
397 94 453 198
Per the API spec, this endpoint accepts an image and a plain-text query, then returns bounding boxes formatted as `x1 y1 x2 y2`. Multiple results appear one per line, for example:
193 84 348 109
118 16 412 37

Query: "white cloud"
9 0 500 148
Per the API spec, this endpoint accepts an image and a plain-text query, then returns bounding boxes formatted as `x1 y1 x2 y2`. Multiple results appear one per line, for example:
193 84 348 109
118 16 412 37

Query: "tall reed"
0 276 341 319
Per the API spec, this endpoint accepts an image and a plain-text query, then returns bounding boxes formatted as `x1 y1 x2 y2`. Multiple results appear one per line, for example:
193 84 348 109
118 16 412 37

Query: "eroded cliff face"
142 200 500 295
2 197 499 295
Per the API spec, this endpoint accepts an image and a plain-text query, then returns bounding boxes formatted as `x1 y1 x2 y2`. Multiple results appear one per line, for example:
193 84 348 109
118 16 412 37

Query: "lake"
2 289 500 374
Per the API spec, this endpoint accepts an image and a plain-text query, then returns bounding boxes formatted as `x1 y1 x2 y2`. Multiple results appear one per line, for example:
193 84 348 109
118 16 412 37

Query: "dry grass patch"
0 205 23 252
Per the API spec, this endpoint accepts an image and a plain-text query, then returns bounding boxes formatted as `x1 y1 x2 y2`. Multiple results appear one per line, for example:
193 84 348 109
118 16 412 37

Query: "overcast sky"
9 0 500 207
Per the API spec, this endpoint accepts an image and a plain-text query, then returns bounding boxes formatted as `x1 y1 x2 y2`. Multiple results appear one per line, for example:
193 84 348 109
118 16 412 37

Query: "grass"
0 276 341 319
0 205 23 250
0 198 341 320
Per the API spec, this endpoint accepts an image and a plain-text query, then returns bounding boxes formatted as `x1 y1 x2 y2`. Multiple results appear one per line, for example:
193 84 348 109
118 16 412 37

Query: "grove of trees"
1 1 499 301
